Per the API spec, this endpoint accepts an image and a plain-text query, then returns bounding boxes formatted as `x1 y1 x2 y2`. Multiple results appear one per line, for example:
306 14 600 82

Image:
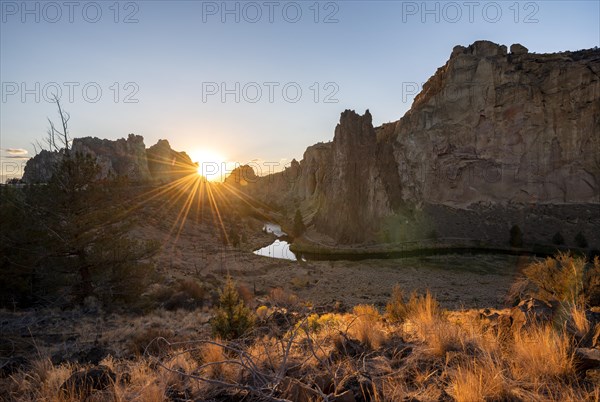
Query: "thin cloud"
3 148 28 156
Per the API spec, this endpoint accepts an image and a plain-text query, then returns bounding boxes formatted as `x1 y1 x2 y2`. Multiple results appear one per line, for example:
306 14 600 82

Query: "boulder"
510 298 555 330
333 334 365 358
334 390 356 402
60 365 116 399
575 348 600 371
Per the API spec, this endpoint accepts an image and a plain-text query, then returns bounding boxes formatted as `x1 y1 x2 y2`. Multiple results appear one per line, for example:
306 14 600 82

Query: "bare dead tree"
45 94 71 153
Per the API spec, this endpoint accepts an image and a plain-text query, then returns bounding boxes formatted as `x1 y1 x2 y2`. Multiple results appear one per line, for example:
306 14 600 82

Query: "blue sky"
1 0 599 180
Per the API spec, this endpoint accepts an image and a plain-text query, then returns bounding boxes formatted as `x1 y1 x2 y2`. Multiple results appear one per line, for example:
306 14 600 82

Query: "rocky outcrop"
22 149 62 183
234 41 600 246
146 139 196 182
70 134 151 181
230 111 404 242
223 164 258 187
23 136 195 183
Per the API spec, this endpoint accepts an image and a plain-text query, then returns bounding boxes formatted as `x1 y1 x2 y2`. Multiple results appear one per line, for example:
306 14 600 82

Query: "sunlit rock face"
393 40 599 206
241 41 600 246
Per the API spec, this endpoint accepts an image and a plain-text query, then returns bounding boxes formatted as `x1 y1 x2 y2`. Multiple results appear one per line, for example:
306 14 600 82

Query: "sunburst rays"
118 155 273 256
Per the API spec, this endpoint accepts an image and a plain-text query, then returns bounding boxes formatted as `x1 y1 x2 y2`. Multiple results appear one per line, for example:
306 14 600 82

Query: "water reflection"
253 239 297 261
262 223 286 237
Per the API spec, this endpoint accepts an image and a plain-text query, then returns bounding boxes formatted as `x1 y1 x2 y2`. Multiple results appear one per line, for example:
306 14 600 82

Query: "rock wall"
394 41 600 206
234 41 600 246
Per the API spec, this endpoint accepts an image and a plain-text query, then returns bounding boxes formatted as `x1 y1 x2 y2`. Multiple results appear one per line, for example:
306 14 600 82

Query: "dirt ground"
203 251 529 310
141 214 533 311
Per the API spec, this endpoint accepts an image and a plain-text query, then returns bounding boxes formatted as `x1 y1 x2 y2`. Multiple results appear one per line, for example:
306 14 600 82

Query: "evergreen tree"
575 232 588 248
552 232 565 245
0 99 158 307
509 225 523 247
211 277 254 339
0 185 46 307
293 208 306 237
40 153 158 304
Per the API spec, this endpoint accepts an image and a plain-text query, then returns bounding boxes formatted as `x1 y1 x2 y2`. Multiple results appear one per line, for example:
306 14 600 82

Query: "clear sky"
1 0 599 181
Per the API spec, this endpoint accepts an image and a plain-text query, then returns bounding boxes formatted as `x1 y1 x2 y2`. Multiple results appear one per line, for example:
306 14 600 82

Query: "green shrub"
575 232 588 248
293 209 306 237
552 232 565 246
211 277 255 339
509 225 523 247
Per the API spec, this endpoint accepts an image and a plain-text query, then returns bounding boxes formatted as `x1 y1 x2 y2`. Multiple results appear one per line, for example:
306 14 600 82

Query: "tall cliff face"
309 110 404 242
237 41 600 245
394 41 600 206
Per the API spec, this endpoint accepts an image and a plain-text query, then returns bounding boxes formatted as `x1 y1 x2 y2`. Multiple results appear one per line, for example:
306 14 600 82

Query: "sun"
189 149 227 181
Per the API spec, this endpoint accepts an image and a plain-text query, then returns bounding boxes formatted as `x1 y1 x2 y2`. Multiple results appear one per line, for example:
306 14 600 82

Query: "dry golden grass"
127 326 175 356
511 324 574 383
6 281 599 402
15 359 73 402
403 291 465 357
407 291 441 332
114 359 166 402
350 304 386 349
198 340 238 382
425 320 464 357
569 302 591 338
385 284 408 323
247 335 282 372
449 356 508 402
268 287 299 308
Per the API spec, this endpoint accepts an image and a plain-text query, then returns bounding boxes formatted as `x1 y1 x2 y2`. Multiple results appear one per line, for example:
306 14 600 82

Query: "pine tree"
211 277 255 339
293 208 306 237
575 232 588 248
0 99 158 307
552 232 565 245
0 185 44 307
41 153 158 304
509 225 523 247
